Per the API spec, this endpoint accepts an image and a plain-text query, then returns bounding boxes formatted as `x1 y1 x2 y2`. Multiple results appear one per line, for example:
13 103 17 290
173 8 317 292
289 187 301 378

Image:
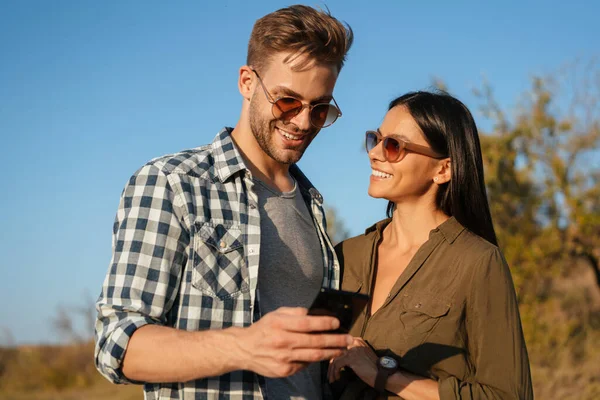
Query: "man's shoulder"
145 144 215 180
135 127 244 184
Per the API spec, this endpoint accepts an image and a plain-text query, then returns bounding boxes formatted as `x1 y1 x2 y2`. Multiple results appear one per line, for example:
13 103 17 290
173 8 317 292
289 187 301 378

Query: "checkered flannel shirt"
94 127 340 399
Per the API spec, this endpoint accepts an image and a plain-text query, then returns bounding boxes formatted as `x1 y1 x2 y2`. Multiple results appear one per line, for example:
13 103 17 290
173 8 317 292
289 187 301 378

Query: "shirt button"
415 303 422 308
249 249 255 254
249 204 257 209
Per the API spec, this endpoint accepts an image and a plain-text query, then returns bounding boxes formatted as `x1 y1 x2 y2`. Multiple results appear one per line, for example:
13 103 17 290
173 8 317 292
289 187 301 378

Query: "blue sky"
0 0 598 345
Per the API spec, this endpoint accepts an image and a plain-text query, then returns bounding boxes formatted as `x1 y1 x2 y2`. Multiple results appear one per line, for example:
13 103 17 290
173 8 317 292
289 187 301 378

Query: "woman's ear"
433 158 451 184
238 66 254 100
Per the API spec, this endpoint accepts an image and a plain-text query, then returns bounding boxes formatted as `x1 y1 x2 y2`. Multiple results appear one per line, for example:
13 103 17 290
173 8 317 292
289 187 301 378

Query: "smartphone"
308 288 369 333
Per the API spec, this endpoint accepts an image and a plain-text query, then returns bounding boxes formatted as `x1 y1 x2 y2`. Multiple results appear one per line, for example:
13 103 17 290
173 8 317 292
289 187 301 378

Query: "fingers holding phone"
234 306 353 378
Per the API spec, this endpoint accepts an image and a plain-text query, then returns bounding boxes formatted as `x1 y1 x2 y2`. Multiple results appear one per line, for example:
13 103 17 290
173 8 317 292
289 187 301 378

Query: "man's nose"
290 106 312 131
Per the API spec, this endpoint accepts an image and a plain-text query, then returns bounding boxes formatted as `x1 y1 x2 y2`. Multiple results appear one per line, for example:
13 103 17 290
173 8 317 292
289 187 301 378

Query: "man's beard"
248 95 316 165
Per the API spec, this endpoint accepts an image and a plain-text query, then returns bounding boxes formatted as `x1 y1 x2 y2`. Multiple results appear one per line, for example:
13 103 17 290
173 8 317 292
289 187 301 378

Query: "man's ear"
433 158 451 184
238 66 254 100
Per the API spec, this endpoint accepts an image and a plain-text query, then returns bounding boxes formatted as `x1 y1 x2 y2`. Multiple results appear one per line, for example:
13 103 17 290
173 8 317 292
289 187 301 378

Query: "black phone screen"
307 288 369 333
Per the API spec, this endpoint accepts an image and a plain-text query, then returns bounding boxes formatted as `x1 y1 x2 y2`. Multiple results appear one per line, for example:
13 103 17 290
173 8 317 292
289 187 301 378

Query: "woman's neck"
384 202 449 253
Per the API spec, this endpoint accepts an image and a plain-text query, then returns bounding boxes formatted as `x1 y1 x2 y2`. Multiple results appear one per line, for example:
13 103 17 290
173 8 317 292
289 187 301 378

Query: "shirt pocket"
191 222 249 300
399 295 451 345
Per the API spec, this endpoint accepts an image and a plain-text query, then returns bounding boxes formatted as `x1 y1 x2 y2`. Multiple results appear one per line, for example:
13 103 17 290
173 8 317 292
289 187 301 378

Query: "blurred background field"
1 1 599 399
0 343 139 400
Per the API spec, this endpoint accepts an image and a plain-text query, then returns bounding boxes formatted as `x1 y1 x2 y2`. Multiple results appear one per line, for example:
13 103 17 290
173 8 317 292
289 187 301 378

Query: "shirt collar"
290 164 324 204
365 218 392 235
433 216 465 244
211 127 324 204
364 216 465 244
211 127 248 182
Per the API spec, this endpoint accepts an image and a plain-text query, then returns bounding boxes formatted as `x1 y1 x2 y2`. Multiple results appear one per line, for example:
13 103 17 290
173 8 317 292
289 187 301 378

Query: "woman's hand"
328 337 379 387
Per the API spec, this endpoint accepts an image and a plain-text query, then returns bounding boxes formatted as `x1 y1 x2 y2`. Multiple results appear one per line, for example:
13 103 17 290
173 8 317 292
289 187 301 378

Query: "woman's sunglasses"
365 130 445 162
252 69 342 128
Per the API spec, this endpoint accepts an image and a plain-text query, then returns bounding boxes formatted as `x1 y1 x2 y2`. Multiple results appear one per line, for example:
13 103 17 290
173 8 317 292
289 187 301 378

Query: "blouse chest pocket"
399 295 451 345
191 222 249 300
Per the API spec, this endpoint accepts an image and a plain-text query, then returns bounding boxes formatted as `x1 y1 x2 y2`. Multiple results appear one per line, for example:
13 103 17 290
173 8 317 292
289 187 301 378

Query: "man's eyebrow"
271 85 333 103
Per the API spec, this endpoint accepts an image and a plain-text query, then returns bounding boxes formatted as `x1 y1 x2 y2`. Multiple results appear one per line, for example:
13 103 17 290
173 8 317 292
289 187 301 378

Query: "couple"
94 5 533 400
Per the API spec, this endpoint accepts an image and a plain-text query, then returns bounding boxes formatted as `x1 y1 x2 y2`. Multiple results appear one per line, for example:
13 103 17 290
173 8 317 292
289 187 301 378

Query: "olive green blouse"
335 217 533 400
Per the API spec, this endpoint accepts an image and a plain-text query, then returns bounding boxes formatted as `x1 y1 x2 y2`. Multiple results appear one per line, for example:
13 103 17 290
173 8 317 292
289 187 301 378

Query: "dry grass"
0 380 141 400
525 263 600 399
0 341 142 400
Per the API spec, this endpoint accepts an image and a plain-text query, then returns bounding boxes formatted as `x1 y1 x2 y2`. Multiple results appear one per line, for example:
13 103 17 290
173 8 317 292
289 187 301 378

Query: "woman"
329 91 533 399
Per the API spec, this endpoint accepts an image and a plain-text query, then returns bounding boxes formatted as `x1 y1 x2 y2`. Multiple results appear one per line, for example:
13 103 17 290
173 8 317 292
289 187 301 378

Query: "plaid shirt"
95 127 340 399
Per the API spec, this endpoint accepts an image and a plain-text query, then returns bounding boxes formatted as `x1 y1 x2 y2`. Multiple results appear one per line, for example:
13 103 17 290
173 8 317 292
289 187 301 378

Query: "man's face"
248 52 339 165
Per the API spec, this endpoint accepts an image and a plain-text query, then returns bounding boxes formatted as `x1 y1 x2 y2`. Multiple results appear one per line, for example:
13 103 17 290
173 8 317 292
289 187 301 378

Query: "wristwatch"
374 355 398 393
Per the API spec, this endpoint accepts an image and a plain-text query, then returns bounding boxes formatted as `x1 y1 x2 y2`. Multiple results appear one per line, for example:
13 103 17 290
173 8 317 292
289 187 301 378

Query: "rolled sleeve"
94 313 156 384
94 163 188 384
438 248 533 400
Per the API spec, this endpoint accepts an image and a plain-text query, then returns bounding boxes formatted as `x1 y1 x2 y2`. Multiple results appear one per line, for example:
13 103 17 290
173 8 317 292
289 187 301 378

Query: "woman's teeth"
372 169 393 178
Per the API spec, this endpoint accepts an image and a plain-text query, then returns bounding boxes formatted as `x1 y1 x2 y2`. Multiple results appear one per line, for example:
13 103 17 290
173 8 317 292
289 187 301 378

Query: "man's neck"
229 125 294 192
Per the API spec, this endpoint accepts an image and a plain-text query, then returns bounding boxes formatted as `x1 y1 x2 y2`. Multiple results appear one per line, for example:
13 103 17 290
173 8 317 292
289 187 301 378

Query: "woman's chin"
367 187 390 200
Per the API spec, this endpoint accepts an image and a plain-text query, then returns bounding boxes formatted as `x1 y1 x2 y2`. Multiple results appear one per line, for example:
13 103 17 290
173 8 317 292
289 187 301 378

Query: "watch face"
379 356 398 369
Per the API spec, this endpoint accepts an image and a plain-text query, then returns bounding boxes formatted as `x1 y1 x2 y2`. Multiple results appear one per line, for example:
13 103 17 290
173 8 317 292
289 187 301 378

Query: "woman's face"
367 106 442 205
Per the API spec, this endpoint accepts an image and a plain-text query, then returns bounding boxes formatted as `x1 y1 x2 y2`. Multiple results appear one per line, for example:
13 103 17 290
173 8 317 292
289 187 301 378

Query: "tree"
51 292 96 344
475 60 600 293
325 206 351 246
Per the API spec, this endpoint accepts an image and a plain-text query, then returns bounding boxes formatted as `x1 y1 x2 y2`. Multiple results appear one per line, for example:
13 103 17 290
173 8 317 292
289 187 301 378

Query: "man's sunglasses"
365 130 446 162
252 69 342 128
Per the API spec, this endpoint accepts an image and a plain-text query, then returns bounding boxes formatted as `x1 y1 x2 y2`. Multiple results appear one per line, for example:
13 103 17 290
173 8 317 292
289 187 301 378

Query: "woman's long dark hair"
385 91 498 246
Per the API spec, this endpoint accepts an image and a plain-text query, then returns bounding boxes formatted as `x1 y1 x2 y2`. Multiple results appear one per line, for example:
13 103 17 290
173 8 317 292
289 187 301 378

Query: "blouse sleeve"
438 248 533 399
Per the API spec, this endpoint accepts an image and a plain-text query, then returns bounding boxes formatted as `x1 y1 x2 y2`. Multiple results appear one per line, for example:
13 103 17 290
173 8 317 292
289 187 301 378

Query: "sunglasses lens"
383 137 402 161
274 98 303 120
311 104 339 128
365 132 379 152
273 98 340 128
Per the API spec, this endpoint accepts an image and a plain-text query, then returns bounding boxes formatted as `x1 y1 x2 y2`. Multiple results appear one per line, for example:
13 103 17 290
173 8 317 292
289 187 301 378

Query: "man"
95 5 354 399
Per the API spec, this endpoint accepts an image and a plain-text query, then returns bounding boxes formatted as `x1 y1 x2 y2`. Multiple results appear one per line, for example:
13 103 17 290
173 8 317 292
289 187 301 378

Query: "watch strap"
374 365 393 393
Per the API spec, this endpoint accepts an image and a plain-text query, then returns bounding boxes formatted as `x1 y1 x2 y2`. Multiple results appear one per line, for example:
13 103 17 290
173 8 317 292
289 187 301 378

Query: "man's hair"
247 4 353 73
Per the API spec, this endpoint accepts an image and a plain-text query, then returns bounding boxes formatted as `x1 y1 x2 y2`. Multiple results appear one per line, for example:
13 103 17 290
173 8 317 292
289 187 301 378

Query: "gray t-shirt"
254 177 324 400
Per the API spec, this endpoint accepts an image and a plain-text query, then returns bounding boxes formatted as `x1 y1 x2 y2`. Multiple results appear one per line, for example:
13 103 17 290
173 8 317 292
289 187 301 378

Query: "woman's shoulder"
334 218 390 256
439 216 499 257
334 219 389 278
450 225 511 279
457 228 500 255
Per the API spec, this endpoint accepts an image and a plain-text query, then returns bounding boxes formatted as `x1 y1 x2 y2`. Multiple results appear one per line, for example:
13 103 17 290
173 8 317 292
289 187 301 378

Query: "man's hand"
234 307 353 378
